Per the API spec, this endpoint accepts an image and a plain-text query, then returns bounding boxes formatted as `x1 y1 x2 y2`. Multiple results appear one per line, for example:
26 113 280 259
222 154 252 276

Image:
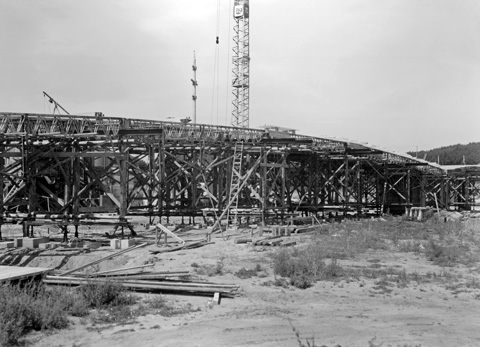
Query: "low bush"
423 238 467 266
235 264 263 279
77 280 136 308
0 282 72 346
271 243 347 289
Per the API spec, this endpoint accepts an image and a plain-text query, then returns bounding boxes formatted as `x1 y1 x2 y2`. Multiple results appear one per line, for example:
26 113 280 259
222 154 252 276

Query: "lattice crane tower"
231 0 250 128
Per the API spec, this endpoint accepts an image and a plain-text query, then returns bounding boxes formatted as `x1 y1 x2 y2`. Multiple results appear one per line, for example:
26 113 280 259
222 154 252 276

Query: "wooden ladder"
226 142 244 228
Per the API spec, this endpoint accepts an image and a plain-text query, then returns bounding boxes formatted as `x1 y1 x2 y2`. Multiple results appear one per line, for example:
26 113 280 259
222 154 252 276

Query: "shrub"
235 267 258 279
271 243 337 289
0 282 71 346
77 280 135 308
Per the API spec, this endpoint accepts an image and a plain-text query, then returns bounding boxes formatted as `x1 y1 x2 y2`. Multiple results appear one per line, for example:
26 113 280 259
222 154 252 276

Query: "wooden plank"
156 223 185 244
59 242 148 276
90 263 154 276
0 266 53 282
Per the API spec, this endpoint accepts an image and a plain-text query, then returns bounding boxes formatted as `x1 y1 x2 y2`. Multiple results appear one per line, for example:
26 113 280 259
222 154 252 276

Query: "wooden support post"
356 161 362 216
158 133 166 221
465 175 470 209
148 143 155 224
63 143 72 242
343 155 349 212
420 174 426 208
261 147 267 227
118 134 128 238
406 169 411 209
73 141 80 238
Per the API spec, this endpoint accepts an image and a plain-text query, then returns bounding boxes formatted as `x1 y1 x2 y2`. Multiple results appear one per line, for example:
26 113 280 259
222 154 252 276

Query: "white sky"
1 0 479 153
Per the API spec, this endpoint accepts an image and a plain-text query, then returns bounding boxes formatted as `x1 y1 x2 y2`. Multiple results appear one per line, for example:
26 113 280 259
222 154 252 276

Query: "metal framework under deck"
0 113 478 239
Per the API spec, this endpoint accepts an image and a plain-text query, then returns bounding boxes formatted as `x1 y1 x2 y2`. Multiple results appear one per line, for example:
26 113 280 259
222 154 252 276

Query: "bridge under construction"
0 112 478 240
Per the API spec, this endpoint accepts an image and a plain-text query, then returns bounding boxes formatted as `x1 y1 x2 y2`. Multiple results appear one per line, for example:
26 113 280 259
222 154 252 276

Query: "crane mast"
231 0 250 128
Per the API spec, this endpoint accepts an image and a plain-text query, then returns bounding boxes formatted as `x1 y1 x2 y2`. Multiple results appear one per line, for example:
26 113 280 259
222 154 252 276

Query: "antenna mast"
231 0 250 128
191 51 198 124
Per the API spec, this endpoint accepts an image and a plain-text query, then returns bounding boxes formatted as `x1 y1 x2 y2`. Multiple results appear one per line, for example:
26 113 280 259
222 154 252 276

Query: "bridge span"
0 112 478 238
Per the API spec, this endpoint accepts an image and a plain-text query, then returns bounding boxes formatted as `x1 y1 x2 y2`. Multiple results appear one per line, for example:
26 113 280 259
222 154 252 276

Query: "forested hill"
407 142 480 165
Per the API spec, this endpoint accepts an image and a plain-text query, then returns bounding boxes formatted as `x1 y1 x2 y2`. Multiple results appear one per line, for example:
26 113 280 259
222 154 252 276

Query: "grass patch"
141 296 200 317
192 258 225 276
271 241 347 289
235 264 264 279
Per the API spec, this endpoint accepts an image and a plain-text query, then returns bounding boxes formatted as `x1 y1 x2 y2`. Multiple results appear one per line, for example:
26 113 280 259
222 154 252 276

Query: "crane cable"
210 0 221 125
224 0 232 126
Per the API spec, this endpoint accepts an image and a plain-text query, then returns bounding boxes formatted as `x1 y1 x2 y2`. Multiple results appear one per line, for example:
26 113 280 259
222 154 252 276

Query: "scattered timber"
234 238 252 244
149 240 213 254
88 263 154 276
59 242 148 276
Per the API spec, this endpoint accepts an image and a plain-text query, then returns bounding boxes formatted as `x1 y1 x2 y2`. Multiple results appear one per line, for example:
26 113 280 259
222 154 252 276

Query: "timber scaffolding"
0 112 478 239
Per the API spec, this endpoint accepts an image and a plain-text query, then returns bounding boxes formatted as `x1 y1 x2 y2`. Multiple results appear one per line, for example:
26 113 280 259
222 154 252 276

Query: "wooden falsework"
0 112 478 238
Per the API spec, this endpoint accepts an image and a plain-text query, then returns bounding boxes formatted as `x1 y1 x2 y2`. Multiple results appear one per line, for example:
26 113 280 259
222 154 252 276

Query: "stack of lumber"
43 275 239 296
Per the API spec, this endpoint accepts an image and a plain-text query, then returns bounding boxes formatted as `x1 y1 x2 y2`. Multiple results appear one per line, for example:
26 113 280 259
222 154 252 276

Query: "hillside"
407 142 480 165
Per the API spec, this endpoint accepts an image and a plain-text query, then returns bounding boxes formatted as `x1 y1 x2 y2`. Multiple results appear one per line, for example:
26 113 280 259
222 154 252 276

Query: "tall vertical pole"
231 0 250 128
191 51 198 124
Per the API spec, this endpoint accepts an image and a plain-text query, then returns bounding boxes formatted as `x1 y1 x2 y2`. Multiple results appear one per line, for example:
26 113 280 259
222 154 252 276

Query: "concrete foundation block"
39 242 58 250
14 238 23 247
0 241 14 249
110 239 121 249
120 239 136 249
23 237 48 249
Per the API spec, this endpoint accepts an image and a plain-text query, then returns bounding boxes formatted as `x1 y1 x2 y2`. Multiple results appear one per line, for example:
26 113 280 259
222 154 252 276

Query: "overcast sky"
1 0 479 153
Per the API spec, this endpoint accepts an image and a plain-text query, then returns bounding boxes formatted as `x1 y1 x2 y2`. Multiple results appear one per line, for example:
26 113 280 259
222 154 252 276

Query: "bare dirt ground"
2 216 480 347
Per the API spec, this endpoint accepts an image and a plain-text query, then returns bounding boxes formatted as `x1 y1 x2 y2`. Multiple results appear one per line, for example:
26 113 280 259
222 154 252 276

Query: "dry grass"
271 216 480 290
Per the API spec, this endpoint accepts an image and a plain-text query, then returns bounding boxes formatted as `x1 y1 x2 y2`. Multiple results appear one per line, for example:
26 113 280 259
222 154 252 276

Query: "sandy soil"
3 222 480 347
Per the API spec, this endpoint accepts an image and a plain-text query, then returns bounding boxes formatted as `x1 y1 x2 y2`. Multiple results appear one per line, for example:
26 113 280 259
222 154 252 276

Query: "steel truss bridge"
0 112 478 238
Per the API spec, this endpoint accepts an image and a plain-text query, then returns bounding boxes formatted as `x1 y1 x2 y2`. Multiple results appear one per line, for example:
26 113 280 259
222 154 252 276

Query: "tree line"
407 142 480 165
